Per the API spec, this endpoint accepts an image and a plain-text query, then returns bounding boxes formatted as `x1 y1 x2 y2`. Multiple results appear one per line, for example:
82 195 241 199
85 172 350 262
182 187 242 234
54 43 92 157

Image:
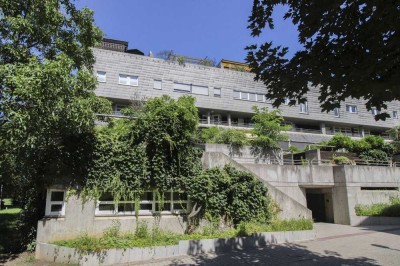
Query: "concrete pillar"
360 127 365 137
207 111 211 125
320 122 326 134
227 113 231 127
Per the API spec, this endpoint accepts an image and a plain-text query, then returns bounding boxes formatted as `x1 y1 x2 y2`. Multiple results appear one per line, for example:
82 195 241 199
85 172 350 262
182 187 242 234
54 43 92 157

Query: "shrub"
185 165 273 225
332 156 353 165
360 149 389 162
327 135 354 152
355 197 400 217
200 127 248 147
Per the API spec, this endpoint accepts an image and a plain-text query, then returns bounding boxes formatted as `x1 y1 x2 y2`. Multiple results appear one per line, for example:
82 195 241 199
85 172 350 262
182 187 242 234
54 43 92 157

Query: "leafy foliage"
355 197 400 217
247 1 400 120
327 134 395 160
185 165 273 225
0 0 108 250
53 218 313 251
250 107 289 161
200 127 249 147
83 96 203 201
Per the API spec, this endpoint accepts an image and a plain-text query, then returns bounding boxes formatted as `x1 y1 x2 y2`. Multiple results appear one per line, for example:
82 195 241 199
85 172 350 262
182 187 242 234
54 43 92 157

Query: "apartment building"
93 39 400 147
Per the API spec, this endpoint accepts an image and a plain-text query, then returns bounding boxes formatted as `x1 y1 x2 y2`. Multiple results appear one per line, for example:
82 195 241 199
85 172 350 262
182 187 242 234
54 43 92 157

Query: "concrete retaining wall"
351 216 400 226
36 230 316 265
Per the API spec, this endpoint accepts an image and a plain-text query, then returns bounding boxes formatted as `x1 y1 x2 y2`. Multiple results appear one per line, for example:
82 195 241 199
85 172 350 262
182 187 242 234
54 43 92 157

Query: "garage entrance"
305 188 334 223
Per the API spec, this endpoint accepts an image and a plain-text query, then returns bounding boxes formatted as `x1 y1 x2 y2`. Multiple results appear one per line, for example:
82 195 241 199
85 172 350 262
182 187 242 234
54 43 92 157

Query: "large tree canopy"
246 1 400 120
0 0 110 249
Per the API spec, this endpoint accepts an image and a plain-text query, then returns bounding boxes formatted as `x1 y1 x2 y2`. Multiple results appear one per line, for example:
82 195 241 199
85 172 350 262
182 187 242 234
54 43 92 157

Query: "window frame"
96 71 107 83
118 74 139 86
153 79 162 90
346 105 358 114
393 111 398 119
371 107 380 116
213 88 221 97
95 191 189 216
233 90 265 103
299 102 309 114
45 189 66 217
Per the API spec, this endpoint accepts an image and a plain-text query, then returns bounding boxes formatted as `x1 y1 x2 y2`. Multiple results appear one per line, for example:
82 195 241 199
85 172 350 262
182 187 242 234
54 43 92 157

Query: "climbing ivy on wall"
83 95 202 201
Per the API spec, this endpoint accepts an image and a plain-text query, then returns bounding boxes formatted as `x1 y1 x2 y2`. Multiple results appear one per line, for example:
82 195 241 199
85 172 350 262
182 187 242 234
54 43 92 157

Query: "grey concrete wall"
37 195 187 243
333 166 400 225
36 230 316 265
93 48 400 131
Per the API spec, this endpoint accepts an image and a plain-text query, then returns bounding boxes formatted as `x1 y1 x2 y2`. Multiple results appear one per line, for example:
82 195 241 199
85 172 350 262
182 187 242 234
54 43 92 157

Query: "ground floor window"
45 189 66 216
95 191 189 216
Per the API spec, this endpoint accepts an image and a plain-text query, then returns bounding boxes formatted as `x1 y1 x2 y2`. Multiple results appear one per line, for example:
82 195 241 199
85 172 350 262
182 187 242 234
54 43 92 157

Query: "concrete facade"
92 42 400 144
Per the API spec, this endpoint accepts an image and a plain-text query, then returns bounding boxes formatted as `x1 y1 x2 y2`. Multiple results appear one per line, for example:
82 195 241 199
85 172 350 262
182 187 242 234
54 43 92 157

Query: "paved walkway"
127 223 400 266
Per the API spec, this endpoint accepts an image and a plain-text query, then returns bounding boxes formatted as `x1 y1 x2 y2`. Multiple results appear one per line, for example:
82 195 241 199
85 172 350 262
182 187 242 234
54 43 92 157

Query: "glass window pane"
164 192 172 201
156 203 171 211
51 191 64 201
173 83 191 92
118 203 135 213
172 192 187 201
50 204 62 212
119 74 128 85
257 94 264 102
140 203 152 210
214 88 221 96
249 93 256 101
99 204 115 212
140 192 153 201
241 92 249 100
233 90 240 99
97 71 106 82
153 80 162 90
128 76 139 86
191 85 209 95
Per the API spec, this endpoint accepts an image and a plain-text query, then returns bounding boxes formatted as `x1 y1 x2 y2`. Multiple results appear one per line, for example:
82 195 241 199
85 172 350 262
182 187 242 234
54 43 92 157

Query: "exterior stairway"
202 151 312 220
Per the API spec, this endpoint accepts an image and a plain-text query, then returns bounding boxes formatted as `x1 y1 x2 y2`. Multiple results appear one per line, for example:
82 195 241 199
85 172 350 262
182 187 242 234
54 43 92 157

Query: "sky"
75 0 302 63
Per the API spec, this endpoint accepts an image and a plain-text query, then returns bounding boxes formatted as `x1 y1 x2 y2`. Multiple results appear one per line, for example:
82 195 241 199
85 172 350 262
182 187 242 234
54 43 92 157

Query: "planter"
36 229 316 265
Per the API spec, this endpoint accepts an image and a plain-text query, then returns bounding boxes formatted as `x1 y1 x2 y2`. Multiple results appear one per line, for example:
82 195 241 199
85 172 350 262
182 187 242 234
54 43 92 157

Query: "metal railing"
231 156 400 167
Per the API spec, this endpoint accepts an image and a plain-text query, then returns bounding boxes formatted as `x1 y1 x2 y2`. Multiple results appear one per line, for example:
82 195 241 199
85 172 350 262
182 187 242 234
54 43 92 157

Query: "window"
299 102 308 114
45 189 66 216
113 104 128 116
96 71 106 83
191 85 209 96
333 107 340 117
233 90 265 102
173 83 208 95
213 88 221 97
346 105 357 113
284 97 291 105
371 108 380 116
95 191 188 216
119 74 139 86
173 83 191 92
393 111 398 119
153 80 162 90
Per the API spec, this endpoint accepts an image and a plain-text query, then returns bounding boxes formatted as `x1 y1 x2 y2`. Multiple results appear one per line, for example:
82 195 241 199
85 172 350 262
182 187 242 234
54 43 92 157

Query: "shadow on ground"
166 236 379 266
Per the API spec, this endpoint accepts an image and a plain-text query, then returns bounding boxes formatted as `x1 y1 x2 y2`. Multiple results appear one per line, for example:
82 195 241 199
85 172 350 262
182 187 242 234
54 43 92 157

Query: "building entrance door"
306 192 327 222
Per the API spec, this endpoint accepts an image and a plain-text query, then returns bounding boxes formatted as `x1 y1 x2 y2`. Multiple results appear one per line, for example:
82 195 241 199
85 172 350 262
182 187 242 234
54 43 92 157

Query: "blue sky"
76 0 301 63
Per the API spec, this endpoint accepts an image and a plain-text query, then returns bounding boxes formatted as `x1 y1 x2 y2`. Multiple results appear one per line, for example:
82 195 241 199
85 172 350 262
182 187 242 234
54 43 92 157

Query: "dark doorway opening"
305 188 334 223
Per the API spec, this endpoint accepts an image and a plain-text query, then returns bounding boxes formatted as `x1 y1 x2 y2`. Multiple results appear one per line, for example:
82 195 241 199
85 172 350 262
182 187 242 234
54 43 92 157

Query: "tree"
0 0 110 249
250 106 290 164
247 1 400 120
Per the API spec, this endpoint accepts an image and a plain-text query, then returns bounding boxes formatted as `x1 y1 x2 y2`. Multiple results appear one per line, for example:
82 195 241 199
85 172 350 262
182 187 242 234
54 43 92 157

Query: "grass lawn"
0 199 22 256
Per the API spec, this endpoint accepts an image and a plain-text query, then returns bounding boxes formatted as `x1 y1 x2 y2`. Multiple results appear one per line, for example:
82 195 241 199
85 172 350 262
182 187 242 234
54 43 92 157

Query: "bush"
360 149 389 162
355 197 400 217
200 127 248 146
54 218 313 251
327 135 354 152
332 156 353 165
185 165 274 225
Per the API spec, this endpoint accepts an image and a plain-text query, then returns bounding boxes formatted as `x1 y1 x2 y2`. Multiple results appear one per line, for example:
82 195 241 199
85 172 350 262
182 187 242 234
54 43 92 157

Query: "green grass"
0 199 22 255
355 197 400 217
54 219 313 252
